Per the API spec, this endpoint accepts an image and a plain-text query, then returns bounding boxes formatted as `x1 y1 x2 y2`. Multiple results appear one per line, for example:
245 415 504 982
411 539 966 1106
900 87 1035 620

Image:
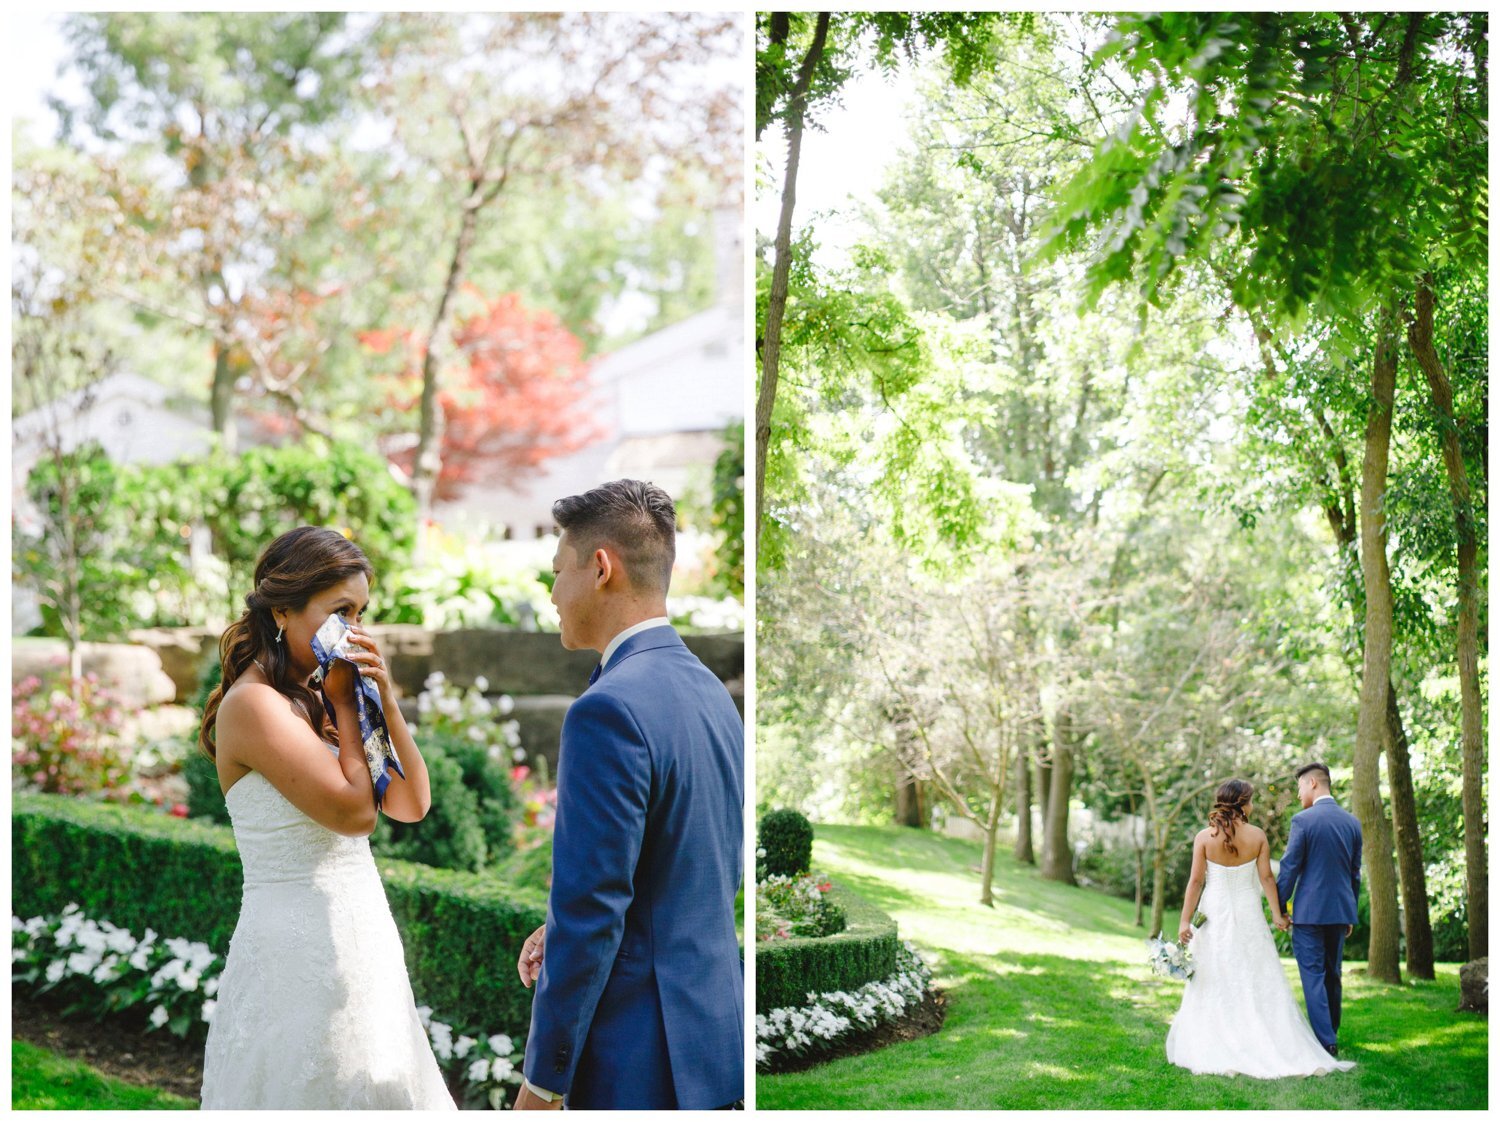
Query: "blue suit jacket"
1276 797 1363 926
523 626 744 1109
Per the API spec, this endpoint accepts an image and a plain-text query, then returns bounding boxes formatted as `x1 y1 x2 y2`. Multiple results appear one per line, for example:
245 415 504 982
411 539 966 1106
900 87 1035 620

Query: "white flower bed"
14 905 526 1108
755 941 933 1071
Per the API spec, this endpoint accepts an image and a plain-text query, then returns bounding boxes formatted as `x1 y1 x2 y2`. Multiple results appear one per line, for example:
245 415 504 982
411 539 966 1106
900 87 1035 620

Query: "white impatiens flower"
45 960 66 984
467 1058 490 1083
468 726 486 742
454 1035 476 1059
150 1005 170 1029
473 675 489 693
489 1057 515 1082
178 968 201 992
429 1021 454 1061
497 695 515 716
487 1033 514 1057
204 976 219 997
201 999 217 1022
415 1005 432 1028
424 671 446 690
512 747 527 762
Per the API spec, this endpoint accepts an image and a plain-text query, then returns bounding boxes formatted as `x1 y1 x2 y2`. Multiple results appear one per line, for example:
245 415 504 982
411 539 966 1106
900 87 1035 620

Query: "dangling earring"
276 624 285 644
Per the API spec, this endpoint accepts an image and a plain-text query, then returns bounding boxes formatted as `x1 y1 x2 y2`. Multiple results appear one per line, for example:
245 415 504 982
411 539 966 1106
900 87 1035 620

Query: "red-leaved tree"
365 289 604 502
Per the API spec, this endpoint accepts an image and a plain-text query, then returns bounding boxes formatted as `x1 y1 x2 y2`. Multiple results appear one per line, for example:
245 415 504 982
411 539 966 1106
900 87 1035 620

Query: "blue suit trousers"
1291 923 1345 1051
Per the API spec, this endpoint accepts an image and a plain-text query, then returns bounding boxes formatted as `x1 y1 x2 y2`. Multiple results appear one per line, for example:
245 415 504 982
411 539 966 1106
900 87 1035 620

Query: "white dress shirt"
600 616 672 670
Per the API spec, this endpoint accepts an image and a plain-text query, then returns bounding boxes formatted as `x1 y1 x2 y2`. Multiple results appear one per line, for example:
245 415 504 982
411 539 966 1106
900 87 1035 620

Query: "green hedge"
12 794 546 1036
754 884 899 1011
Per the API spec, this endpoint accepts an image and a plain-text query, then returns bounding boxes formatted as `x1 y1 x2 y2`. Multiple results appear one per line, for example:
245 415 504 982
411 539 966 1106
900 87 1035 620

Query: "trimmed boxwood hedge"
12 793 546 1036
755 884 899 1011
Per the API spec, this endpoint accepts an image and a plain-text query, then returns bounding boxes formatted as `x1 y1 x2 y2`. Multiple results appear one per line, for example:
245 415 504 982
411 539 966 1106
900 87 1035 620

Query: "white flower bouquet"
1146 934 1195 980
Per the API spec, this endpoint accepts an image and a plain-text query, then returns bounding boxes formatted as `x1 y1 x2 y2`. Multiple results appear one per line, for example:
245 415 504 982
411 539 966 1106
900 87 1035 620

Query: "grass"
757 824 1488 1111
11 1040 197 1110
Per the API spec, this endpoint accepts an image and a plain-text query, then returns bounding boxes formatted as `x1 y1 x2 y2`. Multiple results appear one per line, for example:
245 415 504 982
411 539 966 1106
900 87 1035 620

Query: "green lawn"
757 825 1488 1111
11 1040 197 1110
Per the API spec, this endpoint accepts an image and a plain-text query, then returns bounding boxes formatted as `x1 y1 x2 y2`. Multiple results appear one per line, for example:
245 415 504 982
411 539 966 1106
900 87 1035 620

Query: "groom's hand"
518 925 546 988
1346 924 1353 938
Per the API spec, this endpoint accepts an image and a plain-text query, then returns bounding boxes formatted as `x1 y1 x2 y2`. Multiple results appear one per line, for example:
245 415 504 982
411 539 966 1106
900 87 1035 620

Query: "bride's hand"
1178 924 1193 945
344 625 393 700
518 924 545 988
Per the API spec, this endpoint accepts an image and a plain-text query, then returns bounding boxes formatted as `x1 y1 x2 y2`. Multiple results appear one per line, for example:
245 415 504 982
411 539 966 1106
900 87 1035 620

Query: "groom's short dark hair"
553 479 677 594
1295 762 1332 788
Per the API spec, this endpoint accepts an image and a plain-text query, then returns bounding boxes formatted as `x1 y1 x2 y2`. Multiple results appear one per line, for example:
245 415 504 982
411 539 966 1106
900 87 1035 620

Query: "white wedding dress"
200 753 456 1109
1165 859 1356 1079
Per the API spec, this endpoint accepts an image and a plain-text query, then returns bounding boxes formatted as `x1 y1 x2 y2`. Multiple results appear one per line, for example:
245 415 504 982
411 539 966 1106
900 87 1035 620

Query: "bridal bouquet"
1146 936 1194 980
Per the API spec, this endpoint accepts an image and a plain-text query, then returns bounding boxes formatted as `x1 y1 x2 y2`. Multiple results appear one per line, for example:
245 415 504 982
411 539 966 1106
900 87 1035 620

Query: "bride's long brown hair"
1208 778 1253 856
198 527 375 760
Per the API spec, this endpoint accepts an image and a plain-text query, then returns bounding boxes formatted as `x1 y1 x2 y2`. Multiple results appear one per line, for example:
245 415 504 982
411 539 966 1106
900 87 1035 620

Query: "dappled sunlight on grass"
759 824 1488 1111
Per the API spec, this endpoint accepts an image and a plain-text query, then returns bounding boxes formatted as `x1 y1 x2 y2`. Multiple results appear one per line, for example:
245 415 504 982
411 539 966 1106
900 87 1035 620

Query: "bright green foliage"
755 884 899 1011
372 731 521 873
14 444 184 642
12 793 546 1037
1045 12 1487 328
759 808 816 878
708 420 746 599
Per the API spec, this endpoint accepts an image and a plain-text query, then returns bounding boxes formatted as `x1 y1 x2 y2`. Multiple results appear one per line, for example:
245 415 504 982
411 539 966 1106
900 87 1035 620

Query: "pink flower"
511 765 531 783
169 804 189 818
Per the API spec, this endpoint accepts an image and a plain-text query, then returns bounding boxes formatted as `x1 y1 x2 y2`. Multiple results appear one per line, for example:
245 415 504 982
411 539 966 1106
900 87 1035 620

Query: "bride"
197 526 455 1109
1165 778 1355 1079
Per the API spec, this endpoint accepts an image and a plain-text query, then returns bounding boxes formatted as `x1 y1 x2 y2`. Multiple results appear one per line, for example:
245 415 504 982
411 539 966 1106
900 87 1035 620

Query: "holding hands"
1274 914 1291 932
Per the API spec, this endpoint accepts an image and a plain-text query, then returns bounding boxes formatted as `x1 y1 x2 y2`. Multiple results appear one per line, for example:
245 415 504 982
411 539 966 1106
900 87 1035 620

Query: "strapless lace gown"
200 762 456 1109
1165 859 1356 1079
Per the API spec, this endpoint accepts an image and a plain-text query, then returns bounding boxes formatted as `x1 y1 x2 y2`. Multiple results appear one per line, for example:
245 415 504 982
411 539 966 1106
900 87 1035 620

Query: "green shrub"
372 739 488 872
758 808 814 879
185 660 228 823
12 793 545 1036
755 884 900 1010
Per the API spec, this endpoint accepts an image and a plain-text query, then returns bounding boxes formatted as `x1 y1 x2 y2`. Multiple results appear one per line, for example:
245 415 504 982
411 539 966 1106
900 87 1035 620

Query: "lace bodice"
223 768 372 887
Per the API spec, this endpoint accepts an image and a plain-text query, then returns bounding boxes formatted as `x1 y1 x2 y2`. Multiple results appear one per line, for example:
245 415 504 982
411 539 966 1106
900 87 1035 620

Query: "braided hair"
1207 778 1254 856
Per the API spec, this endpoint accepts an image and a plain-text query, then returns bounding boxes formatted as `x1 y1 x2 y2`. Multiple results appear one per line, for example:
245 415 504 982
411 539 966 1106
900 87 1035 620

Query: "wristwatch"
524 1079 560 1103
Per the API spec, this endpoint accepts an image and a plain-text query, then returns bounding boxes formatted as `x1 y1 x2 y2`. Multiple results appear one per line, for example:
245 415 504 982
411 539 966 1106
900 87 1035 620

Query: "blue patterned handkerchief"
309 613 404 807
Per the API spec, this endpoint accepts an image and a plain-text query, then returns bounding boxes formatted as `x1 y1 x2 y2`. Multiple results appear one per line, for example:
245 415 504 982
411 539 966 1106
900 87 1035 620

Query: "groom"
1275 762 1363 1058
513 479 744 1110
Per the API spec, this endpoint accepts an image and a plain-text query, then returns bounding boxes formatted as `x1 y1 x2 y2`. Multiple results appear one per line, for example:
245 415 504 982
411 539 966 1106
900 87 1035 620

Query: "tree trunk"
1149 843 1167 938
1134 841 1146 927
980 806 1000 907
1035 753 1052 852
1041 718 1076 885
1407 277 1487 960
412 195 484 534
1352 308 1403 984
1014 743 1035 863
1385 682 1435 978
210 339 237 453
895 773 925 828
754 11 829 552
